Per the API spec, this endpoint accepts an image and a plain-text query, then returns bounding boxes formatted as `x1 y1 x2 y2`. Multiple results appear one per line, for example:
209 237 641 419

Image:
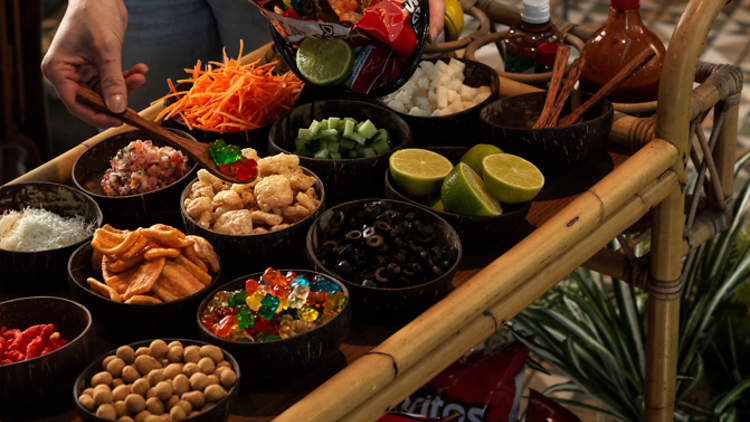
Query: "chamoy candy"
208 139 258 180
202 269 346 342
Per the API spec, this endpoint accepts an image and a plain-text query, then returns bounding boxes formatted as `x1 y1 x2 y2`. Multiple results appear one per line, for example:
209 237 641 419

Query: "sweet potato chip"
93 229 141 255
142 224 193 248
123 257 166 300
104 253 146 274
162 260 204 293
87 277 122 302
117 233 149 261
125 295 163 304
151 267 200 302
103 265 139 295
182 245 209 273
187 235 220 273
144 247 181 260
174 255 213 286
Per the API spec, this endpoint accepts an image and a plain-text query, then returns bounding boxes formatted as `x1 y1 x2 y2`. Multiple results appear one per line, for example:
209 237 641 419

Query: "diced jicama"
408 106 431 117
460 85 476 101
394 90 411 105
449 79 462 92
448 100 464 113
437 86 448 109
417 76 429 89
447 89 459 104
415 96 429 107
424 65 440 81
387 100 407 114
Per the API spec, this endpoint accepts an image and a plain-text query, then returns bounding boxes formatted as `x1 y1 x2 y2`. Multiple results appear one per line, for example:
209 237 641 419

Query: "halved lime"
459 144 503 178
482 154 544 204
389 149 454 198
441 163 503 216
424 195 445 212
296 37 354 86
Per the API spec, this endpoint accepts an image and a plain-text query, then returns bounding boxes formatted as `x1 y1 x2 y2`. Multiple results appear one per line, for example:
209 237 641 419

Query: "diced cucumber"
313 148 330 159
343 120 355 138
356 119 378 139
328 142 340 153
344 117 357 124
372 128 389 144
330 152 342 160
317 139 328 151
295 138 310 151
328 117 341 131
361 147 377 158
336 119 346 132
340 139 356 150
309 120 322 135
319 129 338 138
371 137 390 154
348 150 359 158
298 128 313 141
320 119 329 130
349 132 367 145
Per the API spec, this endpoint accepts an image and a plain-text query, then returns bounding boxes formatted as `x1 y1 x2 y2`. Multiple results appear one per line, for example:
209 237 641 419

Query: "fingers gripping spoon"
75 87 256 184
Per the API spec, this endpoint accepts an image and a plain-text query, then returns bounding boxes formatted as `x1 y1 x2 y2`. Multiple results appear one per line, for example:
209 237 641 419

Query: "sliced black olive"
329 227 345 242
418 250 434 267
414 236 434 246
352 253 368 269
439 259 452 270
375 220 392 235
320 259 334 270
331 210 346 227
429 245 444 262
314 245 330 259
337 260 355 278
366 234 385 248
347 217 361 231
369 254 386 268
389 225 403 238
377 243 390 256
361 279 378 287
408 241 422 255
398 247 413 260
383 208 400 222
345 230 364 245
402 267 416 279
337 243 354 260
409 220 424 233
430 265 444 277
398 221 410 231
391 237 404 249
392 253 407 265
363 204 383 225
384 262 402 280
362 226 377 238
374 266 389 283
443 244 458 261
404 211 417 222
377 200 393 210
409 262 424 276
418 225 434 238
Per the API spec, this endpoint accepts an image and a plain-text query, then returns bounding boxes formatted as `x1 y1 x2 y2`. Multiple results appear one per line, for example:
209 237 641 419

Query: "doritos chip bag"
250 0 428 95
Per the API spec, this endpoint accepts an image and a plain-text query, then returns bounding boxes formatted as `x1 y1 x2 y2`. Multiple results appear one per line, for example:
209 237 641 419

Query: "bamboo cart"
5 0 742 420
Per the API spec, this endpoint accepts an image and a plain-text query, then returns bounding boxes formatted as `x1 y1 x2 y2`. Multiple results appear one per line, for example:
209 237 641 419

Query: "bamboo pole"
646 0 726 419
340 170 680 422
6 43 272 187
273 138 678 422
712 100 740 200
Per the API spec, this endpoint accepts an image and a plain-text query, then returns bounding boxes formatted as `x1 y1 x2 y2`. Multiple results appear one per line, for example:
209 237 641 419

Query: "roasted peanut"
103 355 118 370
199 345 223 364
164 395 180 411
172 374 190 397
135 355 161 376
92 371 114 388
219 369 237 388
147 369 165 386
167 341 183 349
166 346 183 363
149 340 168 359
135 347 151 357
107 358 126 378
154 381 173 401
182 362 200 377
196 357 215 375
119 417 135 422
79 394 95 411
145 397 164 415
96 403 117 419
204 385 227 402
83 387 95 396
131 378 150 396
94 385 114 406
122 365 140 383
181 391 205 409
113 384 131 402
146 387 156 399
134 410 152 422
163 363 183 379
176 399 192 414
112 378 125 388
117 346 136 364
169 405 187 421
182 346 200 363
189 372 209 391
206 374 219 386
216 361 231 369
113 400 128 418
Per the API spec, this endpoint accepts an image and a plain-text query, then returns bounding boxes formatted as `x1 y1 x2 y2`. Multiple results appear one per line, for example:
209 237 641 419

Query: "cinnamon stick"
545 56 586 128
533 45 571 129
558 47 657 127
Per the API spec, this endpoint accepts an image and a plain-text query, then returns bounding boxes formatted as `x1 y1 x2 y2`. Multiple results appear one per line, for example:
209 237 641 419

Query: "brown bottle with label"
503 0 562 74
578 0 666 103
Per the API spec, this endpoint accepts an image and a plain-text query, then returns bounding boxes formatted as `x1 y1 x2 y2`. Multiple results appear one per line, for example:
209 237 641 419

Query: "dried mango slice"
125 295 163 304
123 257 166 300
87 277 123 302
174 255 213 286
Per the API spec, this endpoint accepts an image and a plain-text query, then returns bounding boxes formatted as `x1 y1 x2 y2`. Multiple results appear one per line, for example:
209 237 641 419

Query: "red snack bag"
353 0 421 58
345 38 407 93
382 341 530 422
526 389 581 422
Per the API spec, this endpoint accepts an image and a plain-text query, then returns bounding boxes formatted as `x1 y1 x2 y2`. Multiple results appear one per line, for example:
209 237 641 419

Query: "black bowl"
196 269 351 379
162 81 299 156
71 128 199 230
306 199 462 317
377 58 501 148
74 338 240 422
384 147 531 245
268 100 414 205
268 0 429 98
479 91 614 170
0 182 103 292
67 242 222 342
180 167 325 278
0 296 94 407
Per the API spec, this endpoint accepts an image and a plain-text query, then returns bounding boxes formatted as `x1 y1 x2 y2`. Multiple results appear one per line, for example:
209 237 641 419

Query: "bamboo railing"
9 0 739 420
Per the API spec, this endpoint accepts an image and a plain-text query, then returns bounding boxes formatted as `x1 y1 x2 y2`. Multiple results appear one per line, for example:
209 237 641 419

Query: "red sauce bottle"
503 0 562 74
578 0 666 103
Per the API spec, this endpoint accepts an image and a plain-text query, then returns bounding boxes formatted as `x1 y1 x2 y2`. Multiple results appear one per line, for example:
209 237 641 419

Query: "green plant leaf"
542 381 584 396
714 379 750 415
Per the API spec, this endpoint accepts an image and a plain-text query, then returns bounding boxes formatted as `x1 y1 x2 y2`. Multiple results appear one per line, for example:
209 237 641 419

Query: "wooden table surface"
0 141 629 422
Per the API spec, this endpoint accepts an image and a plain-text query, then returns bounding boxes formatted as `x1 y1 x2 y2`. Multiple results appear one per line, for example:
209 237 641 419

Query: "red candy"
216 315 238 338
256 315 281 334
202 314 217 330
273 285 292 298
262 267 288 286
0 324 68 365
237 158 258 182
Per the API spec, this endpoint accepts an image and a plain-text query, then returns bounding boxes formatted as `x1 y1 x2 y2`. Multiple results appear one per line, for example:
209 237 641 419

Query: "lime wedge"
296 37 354 86
423 195 445 212
390 149 454 197
459 144 503 178
441 163 503 216
482 154 544 204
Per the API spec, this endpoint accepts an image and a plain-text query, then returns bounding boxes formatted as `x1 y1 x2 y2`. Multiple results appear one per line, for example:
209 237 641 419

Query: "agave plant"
510 152 750 421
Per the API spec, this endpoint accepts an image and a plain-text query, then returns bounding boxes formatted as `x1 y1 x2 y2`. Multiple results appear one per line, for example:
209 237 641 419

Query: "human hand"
41 0 148 128
427 0 446 43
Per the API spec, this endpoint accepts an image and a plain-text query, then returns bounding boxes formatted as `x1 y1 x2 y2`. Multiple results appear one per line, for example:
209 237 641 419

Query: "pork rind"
187 153 320 234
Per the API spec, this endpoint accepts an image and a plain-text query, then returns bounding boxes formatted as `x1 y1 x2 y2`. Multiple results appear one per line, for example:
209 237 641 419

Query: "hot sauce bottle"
503 0 562 74
578 0 666 103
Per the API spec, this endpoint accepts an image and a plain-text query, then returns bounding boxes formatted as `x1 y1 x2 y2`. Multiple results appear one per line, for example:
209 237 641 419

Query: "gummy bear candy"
292 274 311 287
297 305 319 323
279 325 294 339
312 275 342 294
307 291 330 309
262 267 288 286
236 305 255 329
217 307 236 318
324 291 346 314
256 315 281 334
213 291 230 308
277 296 289 313
285 271 297 283
291 319 315 334
245 278 259 294
237 158 258 182
257 284 274 295
246 292 264 312
287 293 305 309
280 314 295 327
293 284 310 299
228 290 248 307
201 314 217 331
215 315 238 338
206 298 222 314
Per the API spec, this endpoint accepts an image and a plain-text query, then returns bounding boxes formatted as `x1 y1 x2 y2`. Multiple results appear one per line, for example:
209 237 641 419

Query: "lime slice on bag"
482 154 545 204
441 163 503 217
296 37 355 86
389 149 454 198
459 144 503 178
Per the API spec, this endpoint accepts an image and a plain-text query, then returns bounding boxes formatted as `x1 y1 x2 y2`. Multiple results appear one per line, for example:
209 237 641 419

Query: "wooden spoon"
75 86 254 184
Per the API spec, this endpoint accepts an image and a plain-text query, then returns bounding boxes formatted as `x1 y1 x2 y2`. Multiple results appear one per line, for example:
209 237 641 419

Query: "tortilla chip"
174 255 213 286
103 265 139 295
123 257 166 300
87 277 122 302
125 295 163 304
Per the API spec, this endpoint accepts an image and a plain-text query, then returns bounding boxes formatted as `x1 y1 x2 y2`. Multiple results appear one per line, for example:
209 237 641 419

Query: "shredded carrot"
153 40 304 132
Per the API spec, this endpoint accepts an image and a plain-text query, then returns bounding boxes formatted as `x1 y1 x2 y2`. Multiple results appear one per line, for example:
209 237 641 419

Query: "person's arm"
41 0 148 128
428 0 446 44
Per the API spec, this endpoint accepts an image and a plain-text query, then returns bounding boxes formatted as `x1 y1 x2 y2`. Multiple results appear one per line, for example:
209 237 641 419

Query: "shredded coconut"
0 207 96 252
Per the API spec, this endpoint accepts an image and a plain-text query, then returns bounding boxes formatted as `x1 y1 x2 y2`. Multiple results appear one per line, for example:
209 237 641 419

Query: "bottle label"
504 52 535 74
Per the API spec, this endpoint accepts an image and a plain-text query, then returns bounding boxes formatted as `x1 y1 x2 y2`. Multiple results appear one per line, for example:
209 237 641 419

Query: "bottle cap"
611 0 639 9
536 43 558 66
521 0 551 24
